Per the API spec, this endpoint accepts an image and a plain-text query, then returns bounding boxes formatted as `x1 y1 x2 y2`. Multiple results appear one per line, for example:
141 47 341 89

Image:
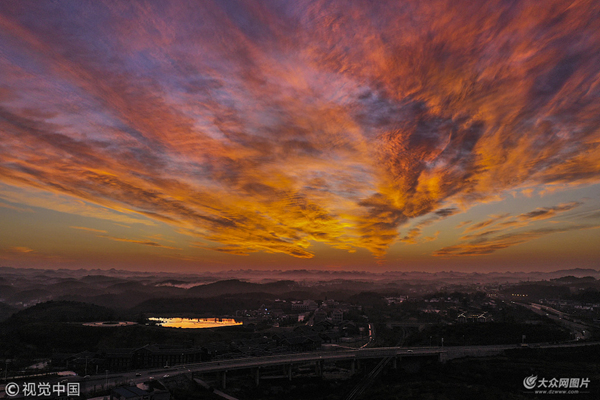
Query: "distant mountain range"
0 266 598 321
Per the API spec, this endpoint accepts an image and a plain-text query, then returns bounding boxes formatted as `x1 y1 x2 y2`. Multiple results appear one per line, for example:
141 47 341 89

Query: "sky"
0 0 599 273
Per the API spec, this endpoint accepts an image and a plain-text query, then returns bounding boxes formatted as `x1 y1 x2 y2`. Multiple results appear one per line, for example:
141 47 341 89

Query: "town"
1 267 600 399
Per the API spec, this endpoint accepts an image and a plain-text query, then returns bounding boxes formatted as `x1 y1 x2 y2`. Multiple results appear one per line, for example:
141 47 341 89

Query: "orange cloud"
438 201 588 256
0 0 599 263
435 225 599 257
463 214 511 234
455 220 472 229
70 226 108 234
517 202 582 221
9 246 34 253
400 207 458 244
99 235 182 250
423 230 440 243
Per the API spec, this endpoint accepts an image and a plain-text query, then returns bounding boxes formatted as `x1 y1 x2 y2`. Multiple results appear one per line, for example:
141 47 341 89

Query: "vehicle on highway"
135 373 141 377
163 374 170 378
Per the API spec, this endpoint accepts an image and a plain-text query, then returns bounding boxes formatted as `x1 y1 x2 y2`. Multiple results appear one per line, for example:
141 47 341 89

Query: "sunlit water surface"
149 317 242 328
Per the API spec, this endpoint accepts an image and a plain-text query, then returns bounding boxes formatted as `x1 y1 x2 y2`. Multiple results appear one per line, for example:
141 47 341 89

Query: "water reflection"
149 317 242 328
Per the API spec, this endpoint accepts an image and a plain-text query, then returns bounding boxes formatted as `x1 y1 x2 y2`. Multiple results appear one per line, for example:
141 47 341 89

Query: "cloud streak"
517 202 583 222
438 201 588 256
99 235 182 250
70 226 108 234
435 225 599 257
400 207 458 244
8 246 34 253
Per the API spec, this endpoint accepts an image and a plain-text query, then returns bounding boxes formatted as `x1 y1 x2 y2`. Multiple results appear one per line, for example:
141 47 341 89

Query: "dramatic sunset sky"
1 0 599 272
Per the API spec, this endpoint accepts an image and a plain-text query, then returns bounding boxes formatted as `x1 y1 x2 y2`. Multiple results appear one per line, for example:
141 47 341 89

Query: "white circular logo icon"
5 382 20 397
523 375 538 390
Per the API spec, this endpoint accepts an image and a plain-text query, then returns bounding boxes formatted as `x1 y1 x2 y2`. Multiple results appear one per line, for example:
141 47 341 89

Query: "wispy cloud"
455 220 472 229
400 207 458 244
8 246 34 253
423 230 440 243
70 226 108 234
437 201 589 256
435 225 599 257
99 235 182 250
0 1 599 261
517 202 583 221
0 184 155 226
463 214 511 234
0 201 34 212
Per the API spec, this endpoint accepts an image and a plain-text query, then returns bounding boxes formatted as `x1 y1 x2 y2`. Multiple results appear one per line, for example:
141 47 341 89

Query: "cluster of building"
540 298 600 312
236 298 359 328
384 296 408 305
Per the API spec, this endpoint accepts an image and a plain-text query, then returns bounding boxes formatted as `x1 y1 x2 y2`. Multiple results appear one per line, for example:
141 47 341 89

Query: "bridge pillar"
288 364 293 381
351 359 355 374
439 352 448 363
254 368 260 387
393 357 397 369
314 360 323 377
221 370 227 389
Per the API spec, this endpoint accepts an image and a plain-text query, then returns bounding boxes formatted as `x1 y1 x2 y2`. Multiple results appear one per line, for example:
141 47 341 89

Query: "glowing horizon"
1 1 599 272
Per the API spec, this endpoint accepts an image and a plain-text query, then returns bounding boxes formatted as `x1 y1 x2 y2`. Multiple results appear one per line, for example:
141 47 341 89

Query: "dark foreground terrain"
1 267 599 399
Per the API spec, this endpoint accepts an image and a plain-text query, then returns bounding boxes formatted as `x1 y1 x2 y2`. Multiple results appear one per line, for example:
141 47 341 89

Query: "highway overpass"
3 341 599 396
86 341 600 391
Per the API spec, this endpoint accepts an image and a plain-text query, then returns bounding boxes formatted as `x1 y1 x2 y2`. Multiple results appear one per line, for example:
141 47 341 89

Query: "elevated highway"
3 341 599 396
